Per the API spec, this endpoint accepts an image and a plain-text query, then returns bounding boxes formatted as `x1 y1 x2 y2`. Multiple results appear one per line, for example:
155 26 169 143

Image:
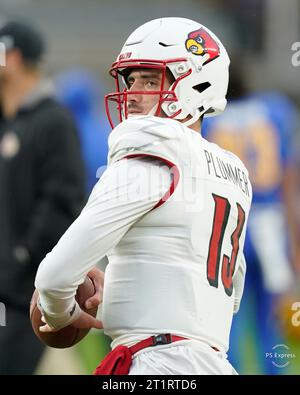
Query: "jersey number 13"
207 194 246 296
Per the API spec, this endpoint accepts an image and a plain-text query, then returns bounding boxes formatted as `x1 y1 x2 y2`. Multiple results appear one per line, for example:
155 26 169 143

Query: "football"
30 276 98 348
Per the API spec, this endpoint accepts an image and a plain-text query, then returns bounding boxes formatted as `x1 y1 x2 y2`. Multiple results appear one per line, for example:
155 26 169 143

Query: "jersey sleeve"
35 157 171 329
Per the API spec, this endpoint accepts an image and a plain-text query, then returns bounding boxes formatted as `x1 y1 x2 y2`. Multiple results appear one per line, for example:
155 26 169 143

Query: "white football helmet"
105 17 230 128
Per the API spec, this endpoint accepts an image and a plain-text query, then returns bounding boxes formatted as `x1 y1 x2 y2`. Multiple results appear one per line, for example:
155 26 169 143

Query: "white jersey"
35 115 251 354
103 116 252 352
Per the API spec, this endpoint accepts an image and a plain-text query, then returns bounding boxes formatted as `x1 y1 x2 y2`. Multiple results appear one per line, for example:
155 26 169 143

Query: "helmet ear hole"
203 107 214 115
193 82 211 93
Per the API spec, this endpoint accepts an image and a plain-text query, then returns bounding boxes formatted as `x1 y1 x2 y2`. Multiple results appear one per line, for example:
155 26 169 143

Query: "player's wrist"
38 298 82 330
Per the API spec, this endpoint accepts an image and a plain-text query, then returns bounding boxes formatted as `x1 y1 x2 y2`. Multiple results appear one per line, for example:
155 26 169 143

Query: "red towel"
93 345 132 375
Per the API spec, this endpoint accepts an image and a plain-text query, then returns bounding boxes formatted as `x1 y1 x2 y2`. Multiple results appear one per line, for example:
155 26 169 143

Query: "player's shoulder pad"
108 116 184 166
222 147 253 200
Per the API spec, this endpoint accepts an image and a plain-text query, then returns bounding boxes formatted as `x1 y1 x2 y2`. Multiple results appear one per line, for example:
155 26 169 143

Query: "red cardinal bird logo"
185 27 220 65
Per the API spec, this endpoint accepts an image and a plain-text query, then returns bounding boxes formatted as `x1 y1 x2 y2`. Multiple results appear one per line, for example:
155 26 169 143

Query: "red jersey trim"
122 153 180 210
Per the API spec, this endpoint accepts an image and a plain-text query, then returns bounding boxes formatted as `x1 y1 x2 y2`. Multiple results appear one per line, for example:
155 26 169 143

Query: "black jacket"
0 80 85 308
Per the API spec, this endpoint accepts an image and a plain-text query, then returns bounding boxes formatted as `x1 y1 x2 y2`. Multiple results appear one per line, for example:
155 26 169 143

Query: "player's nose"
127 82 143 102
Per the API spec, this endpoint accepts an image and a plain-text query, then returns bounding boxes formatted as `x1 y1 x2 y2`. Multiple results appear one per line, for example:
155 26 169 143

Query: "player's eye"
145 80 157 88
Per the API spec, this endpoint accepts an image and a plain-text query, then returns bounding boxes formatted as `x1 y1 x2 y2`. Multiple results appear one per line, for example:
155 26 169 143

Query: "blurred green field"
76 330 111 374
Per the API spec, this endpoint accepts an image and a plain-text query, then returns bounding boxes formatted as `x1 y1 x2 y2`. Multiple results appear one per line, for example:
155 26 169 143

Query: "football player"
35 18 252 375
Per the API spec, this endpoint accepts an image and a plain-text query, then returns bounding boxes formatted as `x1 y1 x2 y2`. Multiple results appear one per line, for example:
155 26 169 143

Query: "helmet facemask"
105 58 192 128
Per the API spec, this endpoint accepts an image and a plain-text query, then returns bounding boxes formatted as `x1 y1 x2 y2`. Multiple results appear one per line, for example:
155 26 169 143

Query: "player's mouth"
127 108 144 115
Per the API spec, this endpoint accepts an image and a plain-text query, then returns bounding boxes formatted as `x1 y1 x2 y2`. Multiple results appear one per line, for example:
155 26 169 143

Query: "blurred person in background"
0 20 85 374
55 69 110 194
202 60 300 374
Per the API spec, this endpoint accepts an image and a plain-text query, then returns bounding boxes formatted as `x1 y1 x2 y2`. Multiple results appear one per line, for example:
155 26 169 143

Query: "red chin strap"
105 58 192 129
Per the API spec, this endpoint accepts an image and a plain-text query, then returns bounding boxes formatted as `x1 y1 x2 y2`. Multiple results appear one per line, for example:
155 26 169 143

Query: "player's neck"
186 118 201 133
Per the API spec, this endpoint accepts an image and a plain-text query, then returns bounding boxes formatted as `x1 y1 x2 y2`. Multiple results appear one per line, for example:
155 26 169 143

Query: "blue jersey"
202 92 297 204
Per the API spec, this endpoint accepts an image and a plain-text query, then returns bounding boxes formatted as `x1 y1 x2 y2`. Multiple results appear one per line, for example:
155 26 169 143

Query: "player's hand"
70 310 103 330
85 267 104 310
38 268 104 333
